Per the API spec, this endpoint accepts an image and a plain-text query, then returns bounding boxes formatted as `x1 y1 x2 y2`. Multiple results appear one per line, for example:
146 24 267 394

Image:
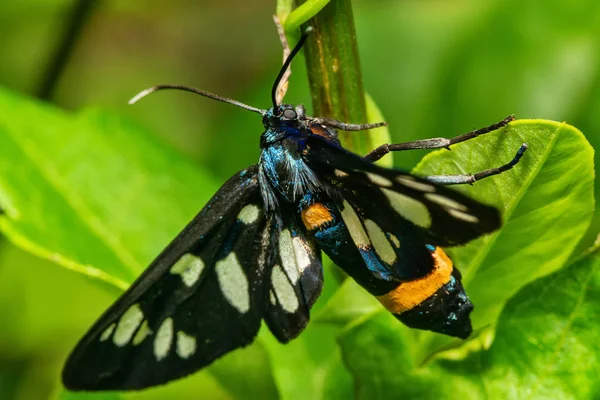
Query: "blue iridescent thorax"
258 105 324 209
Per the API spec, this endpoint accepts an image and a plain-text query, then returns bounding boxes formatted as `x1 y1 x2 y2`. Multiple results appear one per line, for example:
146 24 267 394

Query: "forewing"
305 136 501 246
62 166 270 390
262 206 323 343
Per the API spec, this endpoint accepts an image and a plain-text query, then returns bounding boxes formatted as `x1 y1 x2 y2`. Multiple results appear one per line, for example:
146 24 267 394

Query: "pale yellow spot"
271 265 299 313
424 193 468 211
279 229 299 283
133 320 151 346
366 172 393 187
334 169 349 178
448 209 480 223
364 220 397 265
100 323 115 342
170 253 205 287
154 318 173 361
237 204 260 224
113 304 144 347
382 188 432 228
292 236 312 274
176 331 197 359
389 234 401 248
376 247 453 313
396 176 436 192
339 200 370 248
216 253 250 313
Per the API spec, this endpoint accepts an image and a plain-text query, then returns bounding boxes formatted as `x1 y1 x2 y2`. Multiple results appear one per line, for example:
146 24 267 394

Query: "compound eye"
283 109 297 120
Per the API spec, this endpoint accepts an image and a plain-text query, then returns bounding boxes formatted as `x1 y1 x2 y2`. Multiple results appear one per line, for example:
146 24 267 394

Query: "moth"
62 29 527 390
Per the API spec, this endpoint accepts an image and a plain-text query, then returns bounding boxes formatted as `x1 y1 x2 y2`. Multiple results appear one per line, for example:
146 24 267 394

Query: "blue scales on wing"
302 135 501 282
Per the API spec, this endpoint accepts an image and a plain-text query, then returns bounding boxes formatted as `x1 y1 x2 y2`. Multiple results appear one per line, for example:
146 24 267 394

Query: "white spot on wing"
364 220 397 265
113 304 144 347
292 236 312 275
176 331 197 359
269 290 277 305
366 172 393 187
447 208 480 223
100 323 115 342
334 169 349 178
133 320 151 346
388 233 401 248
424 193 468 211
238 204 260 224
382 188 432 229
271 265 299 313
339 200 371 248
279 229 299 283
170 253 205 287
216 253 250 313
396 176 436 192
154 318 174 361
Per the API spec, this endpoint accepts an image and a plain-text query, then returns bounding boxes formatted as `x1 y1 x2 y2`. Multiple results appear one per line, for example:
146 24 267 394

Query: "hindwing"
262 204 323 343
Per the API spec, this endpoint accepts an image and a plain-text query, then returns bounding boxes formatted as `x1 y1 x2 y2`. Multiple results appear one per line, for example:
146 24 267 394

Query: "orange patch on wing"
376 247 454 314
301 203 334 231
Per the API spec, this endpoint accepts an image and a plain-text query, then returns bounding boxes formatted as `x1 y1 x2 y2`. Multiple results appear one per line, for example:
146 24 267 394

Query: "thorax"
258 135 318 208
257 104 339 210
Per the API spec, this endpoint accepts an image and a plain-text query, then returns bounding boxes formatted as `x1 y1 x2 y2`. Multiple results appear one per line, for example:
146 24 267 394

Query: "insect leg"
364 115 515 162
424 143 528 185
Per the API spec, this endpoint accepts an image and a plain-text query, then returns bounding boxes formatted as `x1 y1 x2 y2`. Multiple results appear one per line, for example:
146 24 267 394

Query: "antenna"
129 84 266 115
271 27 313 110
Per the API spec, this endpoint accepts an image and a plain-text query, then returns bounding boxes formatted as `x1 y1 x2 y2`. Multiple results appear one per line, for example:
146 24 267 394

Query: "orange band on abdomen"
376 247 454 314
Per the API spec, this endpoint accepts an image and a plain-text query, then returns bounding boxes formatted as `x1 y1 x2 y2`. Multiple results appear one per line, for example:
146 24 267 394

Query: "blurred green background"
0 0 599 399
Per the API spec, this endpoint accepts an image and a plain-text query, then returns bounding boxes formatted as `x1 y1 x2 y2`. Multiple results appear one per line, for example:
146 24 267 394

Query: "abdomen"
298 195 474 339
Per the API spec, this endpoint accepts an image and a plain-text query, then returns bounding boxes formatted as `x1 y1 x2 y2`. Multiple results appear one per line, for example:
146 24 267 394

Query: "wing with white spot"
305 136 501 247
262 206 323 343
62 166 271 390
335 195 436 280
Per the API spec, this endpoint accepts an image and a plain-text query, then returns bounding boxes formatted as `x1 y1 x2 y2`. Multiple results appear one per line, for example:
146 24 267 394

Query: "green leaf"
261 322 350 400
206 338 280 400
57 391 123 400
338 245 600 399
0 87 220 289
258 256 349 400
415 119 595 356
365 93 393 168
316 119 594 360
0 87 280 399
313 278 380 325
281 0 330 34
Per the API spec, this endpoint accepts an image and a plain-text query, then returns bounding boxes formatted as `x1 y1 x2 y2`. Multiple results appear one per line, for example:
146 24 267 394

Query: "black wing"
62 166 270 390
303 136 500 280
305 136 501 246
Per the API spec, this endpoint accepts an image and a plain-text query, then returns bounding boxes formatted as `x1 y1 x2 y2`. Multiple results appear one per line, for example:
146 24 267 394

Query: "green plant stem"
295 0 371 154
